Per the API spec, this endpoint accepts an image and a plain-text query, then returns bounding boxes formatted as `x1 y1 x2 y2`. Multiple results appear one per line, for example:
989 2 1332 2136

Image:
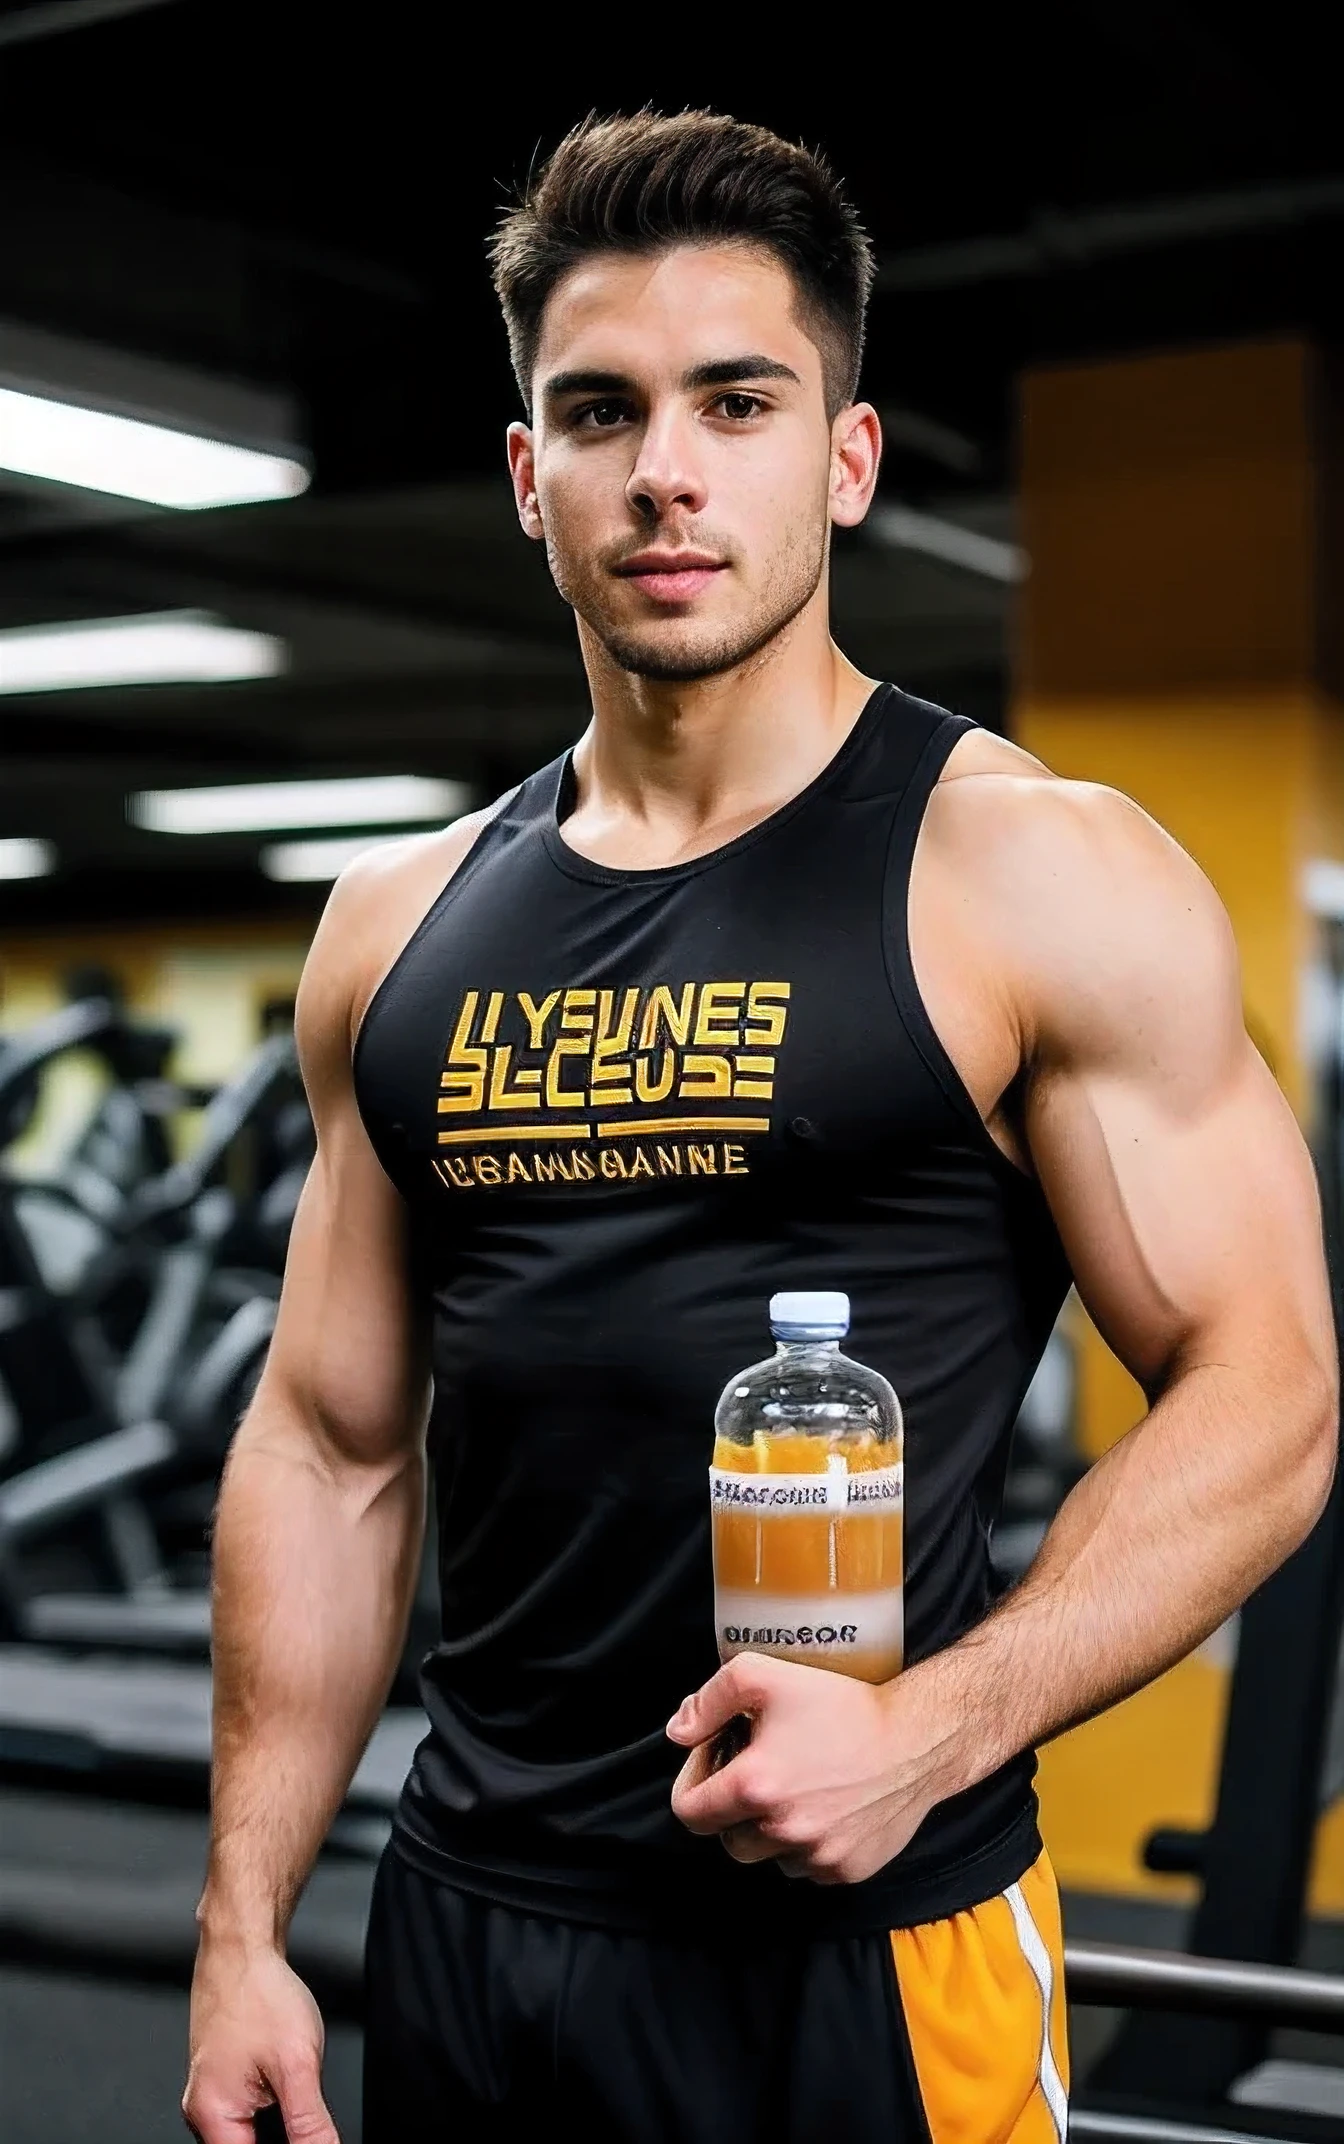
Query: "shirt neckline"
539 682 893 888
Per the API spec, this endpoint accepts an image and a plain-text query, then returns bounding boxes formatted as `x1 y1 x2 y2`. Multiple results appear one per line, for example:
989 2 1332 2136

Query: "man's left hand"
667 1652 968 1885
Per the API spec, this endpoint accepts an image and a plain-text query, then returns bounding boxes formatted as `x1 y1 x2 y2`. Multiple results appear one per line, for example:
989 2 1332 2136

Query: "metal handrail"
1070 2115 1283 2144
1066 1939 1344 2032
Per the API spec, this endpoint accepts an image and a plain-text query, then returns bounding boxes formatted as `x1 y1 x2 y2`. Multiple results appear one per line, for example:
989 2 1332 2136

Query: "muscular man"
184 111 1338 2144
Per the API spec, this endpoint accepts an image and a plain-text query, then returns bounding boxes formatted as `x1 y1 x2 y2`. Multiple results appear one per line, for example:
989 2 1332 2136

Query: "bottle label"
715 1587 904 1659
709 1461 902 1515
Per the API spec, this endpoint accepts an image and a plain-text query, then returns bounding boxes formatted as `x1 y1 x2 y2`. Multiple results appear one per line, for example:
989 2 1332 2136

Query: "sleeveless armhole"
881 717 1031 1183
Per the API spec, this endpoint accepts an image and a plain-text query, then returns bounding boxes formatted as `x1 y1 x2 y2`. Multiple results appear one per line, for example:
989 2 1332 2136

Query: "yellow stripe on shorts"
891 1850 1071 2143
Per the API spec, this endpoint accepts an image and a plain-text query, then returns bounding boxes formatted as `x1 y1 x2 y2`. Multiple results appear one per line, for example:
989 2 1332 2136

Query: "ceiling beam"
876 176 1344 294
0 666 589 762
0 0 178 48
0 518 570 654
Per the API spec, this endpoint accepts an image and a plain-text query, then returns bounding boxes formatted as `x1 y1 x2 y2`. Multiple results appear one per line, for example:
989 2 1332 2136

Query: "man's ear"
507 422 545 540
829 403 882 529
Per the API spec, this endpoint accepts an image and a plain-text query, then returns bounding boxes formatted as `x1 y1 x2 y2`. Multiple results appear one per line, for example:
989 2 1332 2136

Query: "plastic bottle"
710 1291 903 1682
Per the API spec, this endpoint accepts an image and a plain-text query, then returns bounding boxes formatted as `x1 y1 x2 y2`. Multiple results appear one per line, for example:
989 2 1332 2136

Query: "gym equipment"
0 1282 276 1650
0 1644 422 1815
12 1000 181 1285
1069 1943 1344 2141
0 991 436 1772
0 1007 303 1654
0 996 145 1460
991 1314 1085 1582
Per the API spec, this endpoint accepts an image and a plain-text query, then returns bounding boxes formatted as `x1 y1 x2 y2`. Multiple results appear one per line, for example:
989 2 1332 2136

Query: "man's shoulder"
922 728 1237 1056
928 728 1208 920
296 792 519 1073
335 794 514 915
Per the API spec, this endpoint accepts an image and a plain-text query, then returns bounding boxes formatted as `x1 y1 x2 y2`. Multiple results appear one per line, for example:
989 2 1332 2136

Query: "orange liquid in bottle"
710 1429 903 1682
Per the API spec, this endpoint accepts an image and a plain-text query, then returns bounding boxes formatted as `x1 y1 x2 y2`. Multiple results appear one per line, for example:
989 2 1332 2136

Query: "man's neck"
565 611 878 871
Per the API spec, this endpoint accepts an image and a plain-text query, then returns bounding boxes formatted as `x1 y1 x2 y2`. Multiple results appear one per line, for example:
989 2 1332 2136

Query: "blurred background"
0 4 1342 2139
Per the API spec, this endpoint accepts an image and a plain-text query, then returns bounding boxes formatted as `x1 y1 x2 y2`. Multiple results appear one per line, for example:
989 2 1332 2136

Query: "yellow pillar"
1014 339 1344 1904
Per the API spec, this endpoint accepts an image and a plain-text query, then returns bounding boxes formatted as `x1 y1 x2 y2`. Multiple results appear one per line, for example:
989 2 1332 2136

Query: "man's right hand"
183 1938 339 2143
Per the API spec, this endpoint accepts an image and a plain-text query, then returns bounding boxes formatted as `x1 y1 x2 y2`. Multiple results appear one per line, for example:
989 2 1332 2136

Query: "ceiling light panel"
261 832 430 883
0 385 309 509
131 774 469 836
0 612 285 694
0 837 56 880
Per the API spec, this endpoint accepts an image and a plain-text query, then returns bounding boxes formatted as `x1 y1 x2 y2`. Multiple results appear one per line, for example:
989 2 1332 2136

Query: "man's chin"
607 641 736 684
596 620 783 685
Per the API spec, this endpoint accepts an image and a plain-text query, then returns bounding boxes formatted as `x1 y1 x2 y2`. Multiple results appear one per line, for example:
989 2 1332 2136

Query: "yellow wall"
1019 688 1321 1114
0 918 311 1069
1 920 312 1174
1018 340 1319 700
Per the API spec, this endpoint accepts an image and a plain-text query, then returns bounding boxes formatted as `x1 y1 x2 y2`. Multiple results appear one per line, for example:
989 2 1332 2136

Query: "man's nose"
626 407 708 521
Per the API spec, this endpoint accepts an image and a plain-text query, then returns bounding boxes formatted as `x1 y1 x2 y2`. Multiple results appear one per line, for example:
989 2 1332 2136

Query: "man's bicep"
1030 1038 1330 1394
260 1111 430 1462
1019 831 1334 1397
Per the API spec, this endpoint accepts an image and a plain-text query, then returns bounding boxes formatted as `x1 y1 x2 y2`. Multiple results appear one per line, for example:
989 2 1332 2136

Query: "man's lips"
614 554 726 604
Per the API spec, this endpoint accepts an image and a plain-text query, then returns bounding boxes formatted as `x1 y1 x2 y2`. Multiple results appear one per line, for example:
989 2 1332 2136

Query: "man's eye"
576 400 629 429
717 392 765 421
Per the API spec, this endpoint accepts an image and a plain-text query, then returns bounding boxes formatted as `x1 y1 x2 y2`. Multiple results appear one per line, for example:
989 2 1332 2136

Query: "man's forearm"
920 1355 1336 1801
198 1404 425 1950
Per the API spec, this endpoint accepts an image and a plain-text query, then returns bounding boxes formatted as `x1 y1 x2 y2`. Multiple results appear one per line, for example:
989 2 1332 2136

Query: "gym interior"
1 9 1342 2140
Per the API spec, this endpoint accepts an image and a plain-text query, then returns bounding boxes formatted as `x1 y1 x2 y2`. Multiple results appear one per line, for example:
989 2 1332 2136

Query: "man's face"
510 244 847 682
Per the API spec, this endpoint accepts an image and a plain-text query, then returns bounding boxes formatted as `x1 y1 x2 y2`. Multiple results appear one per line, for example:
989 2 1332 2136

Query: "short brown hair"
490 110 875 419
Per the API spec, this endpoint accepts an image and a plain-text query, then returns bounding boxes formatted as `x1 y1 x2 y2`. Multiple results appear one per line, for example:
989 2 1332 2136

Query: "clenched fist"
667 1650 968 1884
183 1935 339 2144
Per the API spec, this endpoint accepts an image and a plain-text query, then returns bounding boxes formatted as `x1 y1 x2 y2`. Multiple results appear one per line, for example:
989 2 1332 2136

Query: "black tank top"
353 685 1071 1935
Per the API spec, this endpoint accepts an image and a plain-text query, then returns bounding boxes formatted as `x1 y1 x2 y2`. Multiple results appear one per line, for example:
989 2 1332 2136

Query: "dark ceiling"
1 0 1341 925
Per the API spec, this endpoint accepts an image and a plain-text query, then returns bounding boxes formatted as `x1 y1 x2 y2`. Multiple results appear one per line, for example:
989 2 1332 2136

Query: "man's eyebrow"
542 369 632 400
684 356 801 390
541 356 802 402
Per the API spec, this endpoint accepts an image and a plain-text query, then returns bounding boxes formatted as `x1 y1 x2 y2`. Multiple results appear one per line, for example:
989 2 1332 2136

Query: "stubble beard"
550 522 828 685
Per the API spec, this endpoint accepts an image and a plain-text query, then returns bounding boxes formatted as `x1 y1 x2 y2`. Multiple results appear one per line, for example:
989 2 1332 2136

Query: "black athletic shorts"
362 1841 1070 2142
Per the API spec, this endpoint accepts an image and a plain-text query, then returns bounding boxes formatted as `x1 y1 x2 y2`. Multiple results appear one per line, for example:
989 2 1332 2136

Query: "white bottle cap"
769 1290 850 1341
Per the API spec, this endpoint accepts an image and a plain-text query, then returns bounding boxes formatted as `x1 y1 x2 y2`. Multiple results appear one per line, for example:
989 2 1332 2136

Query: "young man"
184 113 1338 2144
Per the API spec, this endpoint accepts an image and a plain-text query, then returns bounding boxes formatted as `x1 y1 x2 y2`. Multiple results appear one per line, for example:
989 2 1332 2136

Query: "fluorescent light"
132 774 467 837
869 502 1027 584
261 832 429 883
0 384 309 508
0 612 284 694
0 837 55 880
